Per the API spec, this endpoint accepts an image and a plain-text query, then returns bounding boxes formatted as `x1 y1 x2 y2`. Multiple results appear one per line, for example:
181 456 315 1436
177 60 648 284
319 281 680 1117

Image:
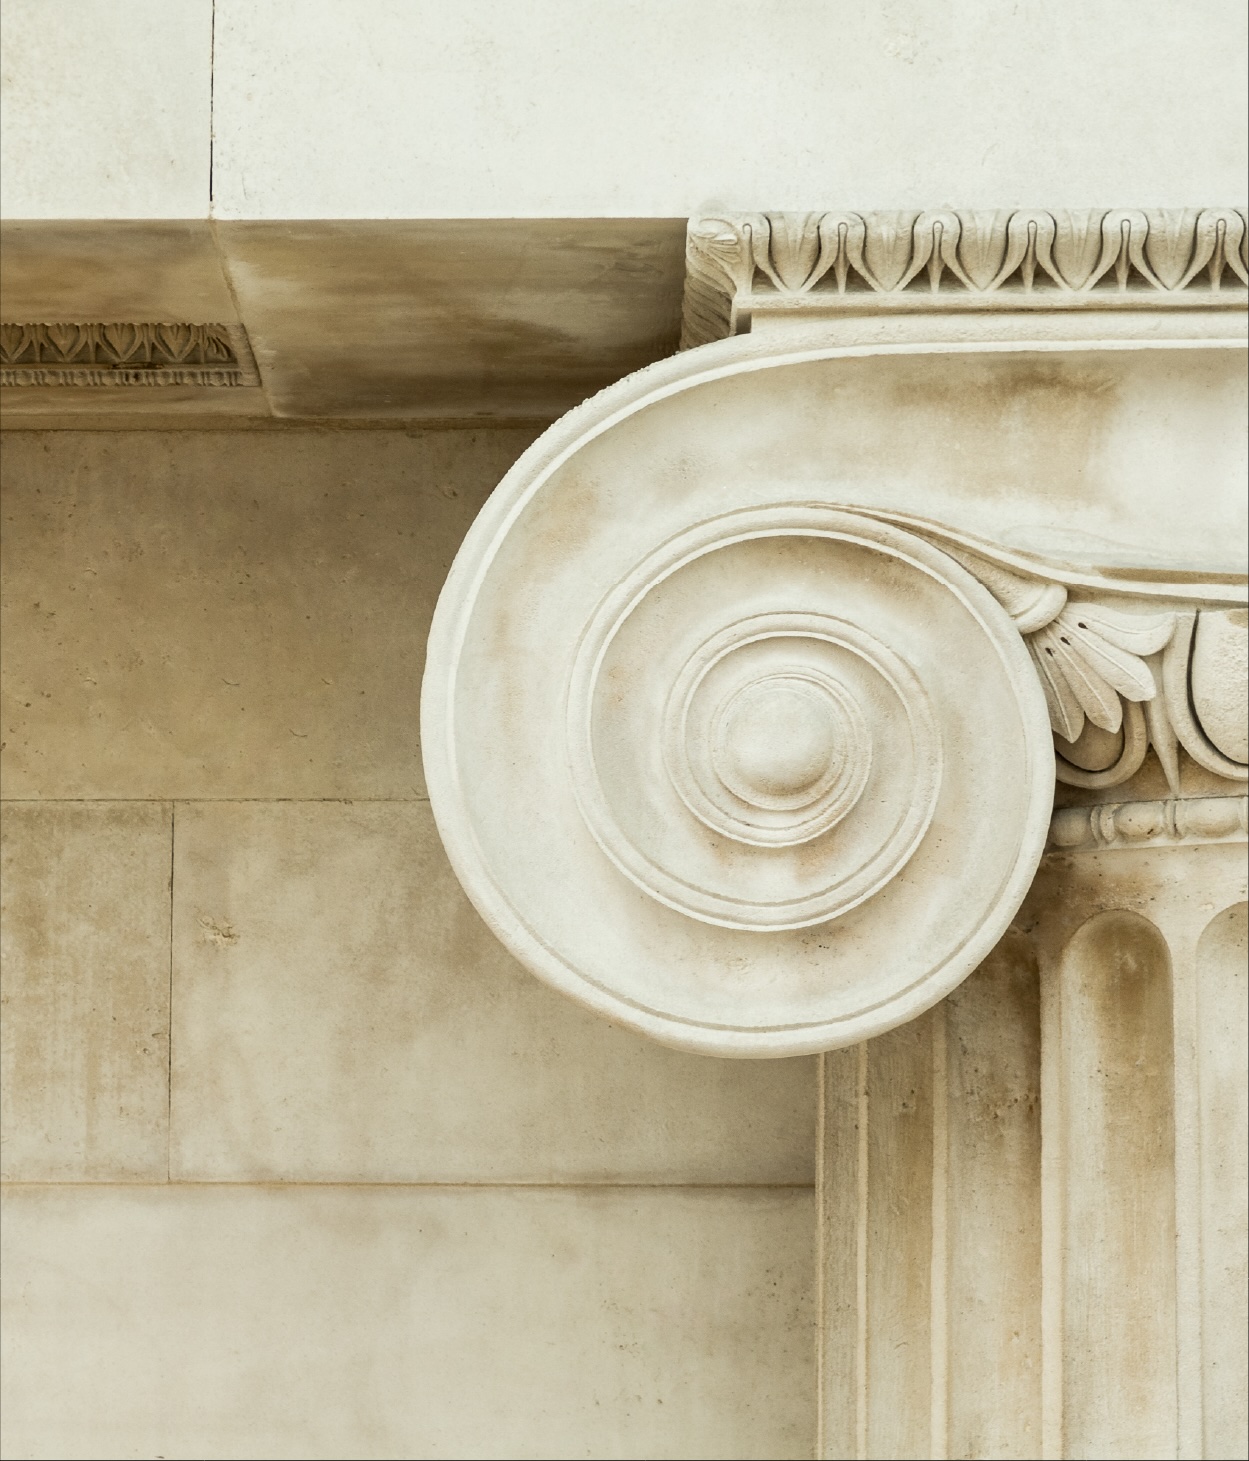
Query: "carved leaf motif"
1145 209 1200 289
994 211 1061 291
200 325 237 363
860 212 919 291
0 323 37 364
43 323 89 362
1028 604 1175 739
903 211 972 292
681 217 755 344
1031 628 1124 736
1097 210 1159 290
156 322 195 362
821 213 869 294
687 218 753 290
1064 603 1176 658
955 210 1014 290
100 322 143 364
1049 210 1106 289
757 213 831 293
1180 209 1249 289
1029 638 1084 740
681 208 1248 350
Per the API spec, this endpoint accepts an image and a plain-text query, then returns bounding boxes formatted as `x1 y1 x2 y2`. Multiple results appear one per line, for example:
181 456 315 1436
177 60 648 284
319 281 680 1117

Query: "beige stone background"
0 429 819 1459
2 2 1247 1458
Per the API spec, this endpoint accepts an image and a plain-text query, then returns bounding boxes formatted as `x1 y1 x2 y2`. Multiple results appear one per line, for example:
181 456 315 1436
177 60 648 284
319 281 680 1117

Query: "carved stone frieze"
681 208 1249 346
426 497 1055 1056
0 322 259 386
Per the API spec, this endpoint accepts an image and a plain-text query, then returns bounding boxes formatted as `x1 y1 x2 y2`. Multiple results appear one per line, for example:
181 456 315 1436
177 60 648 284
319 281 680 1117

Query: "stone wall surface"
0 430 818 1459
2 6 1246 1456
3 0 1246 219
1 395 1246 1458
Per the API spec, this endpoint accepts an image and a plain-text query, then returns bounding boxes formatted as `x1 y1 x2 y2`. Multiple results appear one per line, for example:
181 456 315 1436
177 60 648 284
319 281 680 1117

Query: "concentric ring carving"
428 490 1055 1056
563 505 1036 954
569 547 944 930
667 622 875 842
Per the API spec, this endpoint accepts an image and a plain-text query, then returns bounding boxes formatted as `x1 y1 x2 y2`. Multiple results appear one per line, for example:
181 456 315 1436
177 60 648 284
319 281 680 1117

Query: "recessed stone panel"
0 801 171 1181
0 428 538 800
170 801 815 1184
0 1184 815 1461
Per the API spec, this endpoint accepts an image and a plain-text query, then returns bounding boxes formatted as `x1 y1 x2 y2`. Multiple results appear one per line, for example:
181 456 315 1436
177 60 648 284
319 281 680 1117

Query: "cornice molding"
681 208 1249 347
0 322 259 387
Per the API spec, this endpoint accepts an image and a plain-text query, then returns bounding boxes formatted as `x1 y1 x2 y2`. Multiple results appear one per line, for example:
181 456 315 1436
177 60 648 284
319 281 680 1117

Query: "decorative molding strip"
681 208 1249 347
1048 794 1248 852
0 323 259 387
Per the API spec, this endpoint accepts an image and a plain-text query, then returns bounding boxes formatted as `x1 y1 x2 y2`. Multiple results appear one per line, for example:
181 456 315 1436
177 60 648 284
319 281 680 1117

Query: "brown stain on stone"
217 218 686 419
810 351 1121 507
0 801 171 1181
0 221 238 323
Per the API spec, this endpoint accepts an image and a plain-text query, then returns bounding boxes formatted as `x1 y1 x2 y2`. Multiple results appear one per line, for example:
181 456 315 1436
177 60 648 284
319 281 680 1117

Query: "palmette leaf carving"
0 322 258 387
901 531 1248 791
1029 604 1175 740
939 548 1175 744
681 207 1249 346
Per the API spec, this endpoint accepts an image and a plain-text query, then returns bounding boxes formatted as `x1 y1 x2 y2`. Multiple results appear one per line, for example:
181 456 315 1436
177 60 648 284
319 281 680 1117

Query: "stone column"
818 809 1246 1461
424 208 1248 1458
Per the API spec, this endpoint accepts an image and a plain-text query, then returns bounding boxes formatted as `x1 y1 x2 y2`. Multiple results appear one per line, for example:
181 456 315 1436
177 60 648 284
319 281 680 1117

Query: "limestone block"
0 802 170 1181
170 801 814 1184
209 1 1247 219
0 1185 814 1461
0 428 537 801
0 1 211 219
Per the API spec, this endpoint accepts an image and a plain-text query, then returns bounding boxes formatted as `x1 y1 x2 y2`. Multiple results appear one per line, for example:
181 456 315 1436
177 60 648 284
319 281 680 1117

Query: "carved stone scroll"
425 499 1055 1056
425 240 1246 1058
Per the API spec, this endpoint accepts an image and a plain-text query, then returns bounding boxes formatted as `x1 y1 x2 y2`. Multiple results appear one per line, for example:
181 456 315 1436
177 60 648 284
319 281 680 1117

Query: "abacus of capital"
423 210 1248 1459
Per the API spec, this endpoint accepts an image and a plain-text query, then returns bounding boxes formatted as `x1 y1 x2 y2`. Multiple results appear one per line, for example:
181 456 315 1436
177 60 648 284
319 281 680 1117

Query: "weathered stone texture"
0 801 171 1181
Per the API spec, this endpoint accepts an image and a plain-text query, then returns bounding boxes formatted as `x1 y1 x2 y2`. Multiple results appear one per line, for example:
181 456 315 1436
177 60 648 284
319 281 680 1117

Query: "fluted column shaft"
818 822 1247 1461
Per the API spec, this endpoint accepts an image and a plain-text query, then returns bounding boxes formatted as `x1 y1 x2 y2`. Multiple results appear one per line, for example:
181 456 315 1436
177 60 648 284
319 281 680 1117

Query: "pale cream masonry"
1 203 1246 1460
